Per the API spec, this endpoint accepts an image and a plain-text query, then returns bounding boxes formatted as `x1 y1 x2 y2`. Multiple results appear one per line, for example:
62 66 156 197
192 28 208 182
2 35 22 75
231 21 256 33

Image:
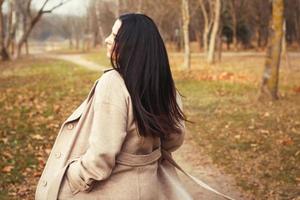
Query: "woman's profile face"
104 19 122 59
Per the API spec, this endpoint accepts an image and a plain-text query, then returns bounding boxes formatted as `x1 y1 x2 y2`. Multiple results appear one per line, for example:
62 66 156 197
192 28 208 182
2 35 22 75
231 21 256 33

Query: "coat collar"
102 67 114 73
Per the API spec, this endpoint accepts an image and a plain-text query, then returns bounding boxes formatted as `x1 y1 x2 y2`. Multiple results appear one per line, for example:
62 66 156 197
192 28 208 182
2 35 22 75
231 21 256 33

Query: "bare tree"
250 0 272 49
229 0 237 50
15 0 72 58
6 0 18 55
284 0 300 47
207 0 221 64
94 1 105 47
182 0 190 69
259 0 284 100
199 0 213 54
87 0 107 48
59 15 85 50
83 0 298 56
118 0 181 41
0 0 10 61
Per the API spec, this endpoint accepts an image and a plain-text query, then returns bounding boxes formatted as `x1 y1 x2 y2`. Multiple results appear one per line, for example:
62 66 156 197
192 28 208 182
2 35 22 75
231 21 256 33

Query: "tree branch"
40 0 50 12
42 0 73 14
26 0 32 19
0 0 5 7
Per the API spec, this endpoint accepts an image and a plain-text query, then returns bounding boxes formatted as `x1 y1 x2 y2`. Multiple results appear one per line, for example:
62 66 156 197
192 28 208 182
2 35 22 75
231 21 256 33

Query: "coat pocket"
66 174 81 195
58 174 79 198
57 158 81 198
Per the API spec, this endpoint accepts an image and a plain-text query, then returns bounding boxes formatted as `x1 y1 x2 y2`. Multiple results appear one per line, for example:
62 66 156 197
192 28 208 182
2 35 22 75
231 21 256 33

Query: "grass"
170 54 300 199
0 57 100 199
81 48 111 67
0 51 299 199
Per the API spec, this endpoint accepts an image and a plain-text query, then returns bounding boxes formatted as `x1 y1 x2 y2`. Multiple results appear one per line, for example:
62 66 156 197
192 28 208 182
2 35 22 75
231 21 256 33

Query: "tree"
94 0 105 47
207 0 221 64
229 0 238 50
82 0 298 55
249 0 272 49
0 0 9 61
198 0 213 54
58 15 85 50
259 0 284 100
182 0 190 69
6 0 18 56
285 0 300 46
15 0 72 58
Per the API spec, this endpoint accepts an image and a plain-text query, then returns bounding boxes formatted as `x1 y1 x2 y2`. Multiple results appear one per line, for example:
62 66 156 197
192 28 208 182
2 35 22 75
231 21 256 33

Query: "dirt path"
173 129 254 200
49 54 253 200
47 54 107 72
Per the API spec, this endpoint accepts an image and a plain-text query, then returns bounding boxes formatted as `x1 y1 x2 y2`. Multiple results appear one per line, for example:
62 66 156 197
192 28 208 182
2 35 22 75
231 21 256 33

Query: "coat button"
41 180 47 187
55 152 61 158
67 123 74 130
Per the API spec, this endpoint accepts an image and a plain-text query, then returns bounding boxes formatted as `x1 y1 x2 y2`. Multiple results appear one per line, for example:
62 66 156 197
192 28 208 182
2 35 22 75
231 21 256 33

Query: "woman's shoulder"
99 68 125 87
95 68 129 100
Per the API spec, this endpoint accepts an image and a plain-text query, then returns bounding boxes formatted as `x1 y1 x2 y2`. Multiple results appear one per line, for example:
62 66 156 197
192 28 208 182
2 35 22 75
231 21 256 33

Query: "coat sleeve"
66 73 128 193
161 90 186 153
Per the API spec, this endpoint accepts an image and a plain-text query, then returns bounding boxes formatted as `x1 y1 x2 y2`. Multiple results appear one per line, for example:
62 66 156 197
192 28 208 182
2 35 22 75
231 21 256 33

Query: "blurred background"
0 0 299 199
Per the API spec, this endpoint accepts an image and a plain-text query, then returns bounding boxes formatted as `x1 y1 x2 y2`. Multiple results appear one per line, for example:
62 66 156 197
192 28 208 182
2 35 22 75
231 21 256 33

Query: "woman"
35 13 234 200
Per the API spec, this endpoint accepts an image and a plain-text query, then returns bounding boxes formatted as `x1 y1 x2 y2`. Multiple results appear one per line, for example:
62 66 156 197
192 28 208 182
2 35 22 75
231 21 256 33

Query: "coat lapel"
64 79 99 124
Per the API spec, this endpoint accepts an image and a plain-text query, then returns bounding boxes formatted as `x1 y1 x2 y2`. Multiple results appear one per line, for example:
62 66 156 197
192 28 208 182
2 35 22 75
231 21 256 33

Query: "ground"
0 51 299 200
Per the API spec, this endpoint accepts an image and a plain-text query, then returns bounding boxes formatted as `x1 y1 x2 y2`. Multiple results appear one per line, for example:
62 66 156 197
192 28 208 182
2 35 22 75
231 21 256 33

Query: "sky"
32 0 90 16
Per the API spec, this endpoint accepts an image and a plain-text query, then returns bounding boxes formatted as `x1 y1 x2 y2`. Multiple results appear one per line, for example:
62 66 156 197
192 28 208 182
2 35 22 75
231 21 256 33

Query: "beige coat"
35 68 194 200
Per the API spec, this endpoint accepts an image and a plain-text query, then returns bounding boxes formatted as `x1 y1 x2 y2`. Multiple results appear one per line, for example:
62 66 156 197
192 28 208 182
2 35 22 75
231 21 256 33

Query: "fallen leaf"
2 165 14 173
31 134 44 140
277 136 294 145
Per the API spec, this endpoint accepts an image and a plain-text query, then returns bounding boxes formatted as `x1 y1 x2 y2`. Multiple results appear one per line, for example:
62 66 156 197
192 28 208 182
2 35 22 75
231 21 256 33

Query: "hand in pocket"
66 162 81 195
66 173 80 195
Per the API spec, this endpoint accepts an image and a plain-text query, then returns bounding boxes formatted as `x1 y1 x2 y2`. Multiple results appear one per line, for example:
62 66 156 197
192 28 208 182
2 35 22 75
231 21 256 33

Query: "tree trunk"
182 0 190 69
199 0 209 54
25 40 29 55
259 0 284 100
282 20 291 71
0 0 10 61
230 0 238 51
295 5 300 47
6 0 18 57
195 30 202 50
207 0 221 64
69 37 73 49
217 24 223 62
95 1 105 46
75 36 80 50
257 28 262 48
15 0 72 58
16 11 43 58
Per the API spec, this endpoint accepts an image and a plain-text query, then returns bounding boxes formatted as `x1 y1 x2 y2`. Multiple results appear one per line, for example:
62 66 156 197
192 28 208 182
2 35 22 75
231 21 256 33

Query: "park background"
0 0 299 199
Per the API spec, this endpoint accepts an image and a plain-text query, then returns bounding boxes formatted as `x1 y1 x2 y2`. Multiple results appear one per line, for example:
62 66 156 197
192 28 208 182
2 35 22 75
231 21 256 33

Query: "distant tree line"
0 0 71 61
83 0 298 66
81 0 299 50
1 0 298 63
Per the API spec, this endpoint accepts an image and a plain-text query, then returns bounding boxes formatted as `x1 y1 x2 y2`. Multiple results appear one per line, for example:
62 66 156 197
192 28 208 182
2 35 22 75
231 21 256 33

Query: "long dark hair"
110 13 191 138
